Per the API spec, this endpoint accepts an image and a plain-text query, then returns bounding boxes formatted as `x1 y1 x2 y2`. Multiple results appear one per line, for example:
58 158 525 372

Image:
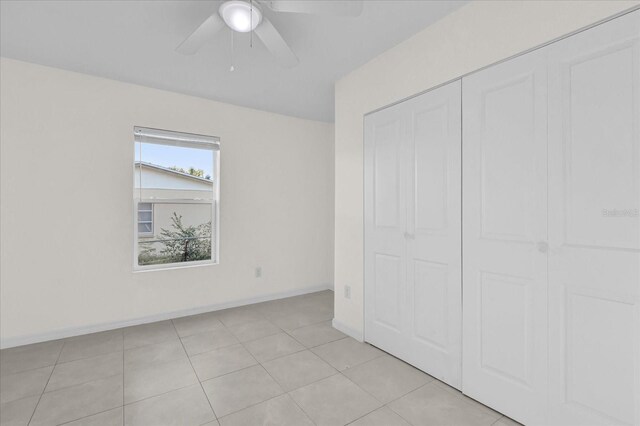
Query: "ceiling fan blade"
254 17 299 68
263 0 363 16
176 12 225 55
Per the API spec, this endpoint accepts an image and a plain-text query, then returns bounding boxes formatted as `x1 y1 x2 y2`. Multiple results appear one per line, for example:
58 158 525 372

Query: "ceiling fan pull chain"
230 30 235 72
250 0 253 48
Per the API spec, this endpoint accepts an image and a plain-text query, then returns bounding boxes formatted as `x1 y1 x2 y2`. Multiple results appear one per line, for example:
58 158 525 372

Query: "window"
137 203 153 236
134 127 219 270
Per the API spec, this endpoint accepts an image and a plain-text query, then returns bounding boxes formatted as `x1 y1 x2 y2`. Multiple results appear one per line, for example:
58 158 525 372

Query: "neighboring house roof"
135 162 213 184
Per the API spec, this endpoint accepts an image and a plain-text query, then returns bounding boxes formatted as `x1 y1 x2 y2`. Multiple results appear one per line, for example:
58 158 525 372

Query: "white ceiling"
0 0 466 122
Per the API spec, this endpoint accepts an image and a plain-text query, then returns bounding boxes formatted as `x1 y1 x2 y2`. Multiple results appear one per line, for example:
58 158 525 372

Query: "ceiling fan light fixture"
219 0 262 33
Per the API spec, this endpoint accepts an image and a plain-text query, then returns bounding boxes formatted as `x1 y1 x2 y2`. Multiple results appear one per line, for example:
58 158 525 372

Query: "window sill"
133 259 218 273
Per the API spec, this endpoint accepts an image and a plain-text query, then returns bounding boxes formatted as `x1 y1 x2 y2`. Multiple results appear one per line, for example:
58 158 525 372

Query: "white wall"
333 0 640 339
0 58 334 347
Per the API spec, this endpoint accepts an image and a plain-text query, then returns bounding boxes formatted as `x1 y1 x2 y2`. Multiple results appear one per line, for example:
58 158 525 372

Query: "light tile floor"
0 290 521 426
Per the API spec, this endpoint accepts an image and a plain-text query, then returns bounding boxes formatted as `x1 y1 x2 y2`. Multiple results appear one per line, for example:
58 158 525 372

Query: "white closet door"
364 81 462 389
404 81 462 388
547 10 640 426
462 48 549 425
364 102 407 355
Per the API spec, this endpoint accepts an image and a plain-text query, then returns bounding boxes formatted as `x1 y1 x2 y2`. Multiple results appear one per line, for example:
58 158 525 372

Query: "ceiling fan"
176 0 364 68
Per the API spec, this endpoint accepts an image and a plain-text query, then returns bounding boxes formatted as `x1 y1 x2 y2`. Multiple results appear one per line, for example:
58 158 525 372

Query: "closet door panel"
405 80 462 389
364 80 462 389
364 103 408 351
413 102 448 233
462 48 548 425
548 10 640 426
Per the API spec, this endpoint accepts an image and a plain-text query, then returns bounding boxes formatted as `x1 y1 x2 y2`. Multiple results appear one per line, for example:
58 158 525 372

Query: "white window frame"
133 126 220 272
137 202 154 237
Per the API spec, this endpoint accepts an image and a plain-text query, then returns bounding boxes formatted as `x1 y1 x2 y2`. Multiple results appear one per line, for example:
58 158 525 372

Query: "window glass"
134 127 219 270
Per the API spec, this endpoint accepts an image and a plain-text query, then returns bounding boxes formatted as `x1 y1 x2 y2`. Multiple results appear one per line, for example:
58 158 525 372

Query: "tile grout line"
342 352 435 404
195 343 261 383
342 406 383 426
54 348 124 367
299 341 429 425
38 356 395 426
385 381 455 426
252 350 319 426
335 371 385 423
201 309 331 425
381 379 503 426
284 374 345 426
183 295 332 342
427 378 503 419
210 364 290 421
39 374 125 425
51 339 205 395
220 342 338 391
56 406 121 426
184 339 240 358
44 357 381 426
243 351 321 426
38 372 123 398
183 311 336 358
382 382 436 426
248 307 350 425
383 379 434 406
0 343 74 377
37 349 126 396
289 330 347 350
4 292 335 425
172 319 227 341
0 365 49 379
191 333 273 422
26 340 65 426
225 319 281 344
385 401 419 426
192 319 328 386
0 351 124 378
171 319 219 422
55 329 123 363
123 381 202 408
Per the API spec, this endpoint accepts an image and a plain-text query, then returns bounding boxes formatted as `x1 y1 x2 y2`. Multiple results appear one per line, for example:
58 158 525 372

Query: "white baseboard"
1 283 333 349
332 318 363 342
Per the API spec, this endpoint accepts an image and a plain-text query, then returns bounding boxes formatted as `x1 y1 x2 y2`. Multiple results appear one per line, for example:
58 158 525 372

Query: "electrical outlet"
344 285 351 299
255 267 262 278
